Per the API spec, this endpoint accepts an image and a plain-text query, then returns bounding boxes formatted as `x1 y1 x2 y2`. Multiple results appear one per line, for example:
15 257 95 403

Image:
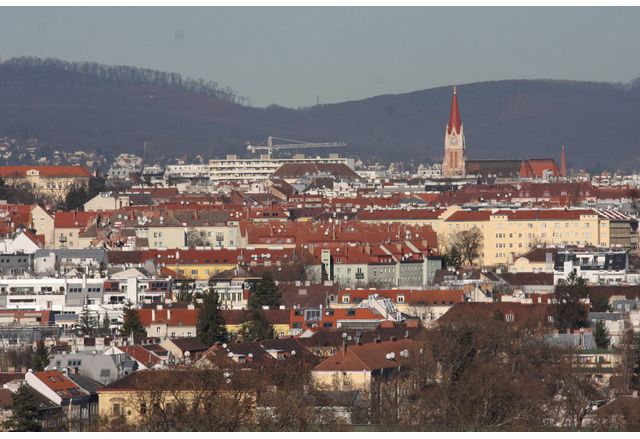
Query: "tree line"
0 57 248 106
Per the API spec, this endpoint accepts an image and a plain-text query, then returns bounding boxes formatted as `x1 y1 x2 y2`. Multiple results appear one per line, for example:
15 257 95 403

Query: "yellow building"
222 309 292 339
0 166 90 203
441 208 635 267
97 369 256 426
312 339 418 391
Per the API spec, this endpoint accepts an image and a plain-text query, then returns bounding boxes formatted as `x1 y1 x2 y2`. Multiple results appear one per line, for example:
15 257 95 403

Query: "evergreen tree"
2 384 41 432
120 300 147 338
196 291 227 345
101 312 111 336
31 340 49 372
64 185 89 211
174 281 195 303
80 302 93 336
594 319 610 349
553 272 590 332
249 271 281 311
239 308 275 342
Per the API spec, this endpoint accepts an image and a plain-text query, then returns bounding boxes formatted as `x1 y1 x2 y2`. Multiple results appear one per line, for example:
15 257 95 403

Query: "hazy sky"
1 7 639 107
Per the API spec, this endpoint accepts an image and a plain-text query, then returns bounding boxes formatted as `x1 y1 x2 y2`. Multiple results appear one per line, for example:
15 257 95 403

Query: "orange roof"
338 289 465 306
493 209 596 221
139 308 198 327
0 166 90 178
519 159 561 178
33 370 86 398
445 210 492 222
314 338 418 371
120 345 163 368
54 211 98 228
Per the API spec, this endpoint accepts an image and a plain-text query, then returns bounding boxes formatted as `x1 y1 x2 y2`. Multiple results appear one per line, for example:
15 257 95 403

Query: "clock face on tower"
450 136 458 145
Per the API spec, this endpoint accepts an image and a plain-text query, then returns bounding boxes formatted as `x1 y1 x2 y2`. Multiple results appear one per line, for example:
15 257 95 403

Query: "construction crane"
246 136 346 159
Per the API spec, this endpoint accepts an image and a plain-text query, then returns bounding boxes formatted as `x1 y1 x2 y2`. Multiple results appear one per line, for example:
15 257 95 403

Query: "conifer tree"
594 319 610 349
240 308 275 342
120 300 147 338
249 271 281 310
196 290 227 345
2 384 41 432
80 302 93 336
31 340 49 372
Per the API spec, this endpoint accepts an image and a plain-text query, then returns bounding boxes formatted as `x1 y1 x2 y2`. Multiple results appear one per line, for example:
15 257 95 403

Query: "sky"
0 7 639 108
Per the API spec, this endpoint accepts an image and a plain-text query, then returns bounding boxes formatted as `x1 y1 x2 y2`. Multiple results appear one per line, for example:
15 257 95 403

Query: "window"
112 403 121 416
505 313 515 322
347 309 356 316
342 295 350 304
397 295 405 303
139 403 147 415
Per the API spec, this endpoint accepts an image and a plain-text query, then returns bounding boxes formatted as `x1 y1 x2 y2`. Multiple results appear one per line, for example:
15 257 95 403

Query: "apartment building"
441 208 637 266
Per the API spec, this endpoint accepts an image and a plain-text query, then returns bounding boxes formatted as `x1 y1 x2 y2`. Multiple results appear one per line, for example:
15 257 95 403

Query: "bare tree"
449 227 483 266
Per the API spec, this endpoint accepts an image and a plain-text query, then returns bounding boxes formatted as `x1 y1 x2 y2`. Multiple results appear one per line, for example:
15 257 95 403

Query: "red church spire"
560 145 567 177
447 85 462 135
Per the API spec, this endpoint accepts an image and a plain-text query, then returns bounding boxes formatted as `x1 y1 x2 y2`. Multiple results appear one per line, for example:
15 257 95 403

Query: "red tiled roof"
357 208 444 221
445 210 492 222
447 87 462 135
33 370 83 394
120 345 163 368
54 211 98 228
0 166 90 178
519 159 561 178
338 289 465 306
139 308 198 327
314 338 418 371
439 303 553 329
492 209 596 221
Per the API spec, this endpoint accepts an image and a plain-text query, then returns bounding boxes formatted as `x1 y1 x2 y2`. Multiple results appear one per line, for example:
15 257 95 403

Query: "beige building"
31 205 55 248
84 193 131 211
441 208 636 267
312 339 418 391
0 166 90 203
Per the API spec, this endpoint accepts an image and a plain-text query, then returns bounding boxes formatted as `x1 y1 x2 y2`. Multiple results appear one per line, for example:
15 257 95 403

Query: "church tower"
442 86 466 178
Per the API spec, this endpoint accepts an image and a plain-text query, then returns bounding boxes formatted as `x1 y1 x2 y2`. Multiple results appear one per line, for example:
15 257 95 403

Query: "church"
440 87 567 183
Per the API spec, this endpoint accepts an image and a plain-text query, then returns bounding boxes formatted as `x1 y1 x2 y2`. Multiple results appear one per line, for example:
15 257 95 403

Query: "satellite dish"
291 350 296 356
184 351 190 357
222 343 227 349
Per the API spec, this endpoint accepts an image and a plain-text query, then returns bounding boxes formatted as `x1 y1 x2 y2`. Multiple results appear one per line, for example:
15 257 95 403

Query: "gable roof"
314 338 417 372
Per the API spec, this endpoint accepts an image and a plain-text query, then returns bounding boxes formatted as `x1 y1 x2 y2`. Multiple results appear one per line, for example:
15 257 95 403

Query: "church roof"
447 86 462 135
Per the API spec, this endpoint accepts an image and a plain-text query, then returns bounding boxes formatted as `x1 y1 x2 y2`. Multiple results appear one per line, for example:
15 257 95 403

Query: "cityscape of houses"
1 84 640 432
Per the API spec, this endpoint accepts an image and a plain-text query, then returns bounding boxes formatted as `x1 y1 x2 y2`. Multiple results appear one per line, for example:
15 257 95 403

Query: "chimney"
560 145 567 178
151 308 156 322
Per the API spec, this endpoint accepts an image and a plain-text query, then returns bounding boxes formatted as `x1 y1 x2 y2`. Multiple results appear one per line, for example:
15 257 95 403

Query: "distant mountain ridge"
0 57 639 171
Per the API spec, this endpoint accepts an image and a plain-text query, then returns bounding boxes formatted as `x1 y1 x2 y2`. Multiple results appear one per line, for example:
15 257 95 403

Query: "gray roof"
588 312 623 322
34 248 109 263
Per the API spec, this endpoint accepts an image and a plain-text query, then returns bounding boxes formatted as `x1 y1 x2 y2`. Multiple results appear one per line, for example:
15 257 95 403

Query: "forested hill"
0 57 639 171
